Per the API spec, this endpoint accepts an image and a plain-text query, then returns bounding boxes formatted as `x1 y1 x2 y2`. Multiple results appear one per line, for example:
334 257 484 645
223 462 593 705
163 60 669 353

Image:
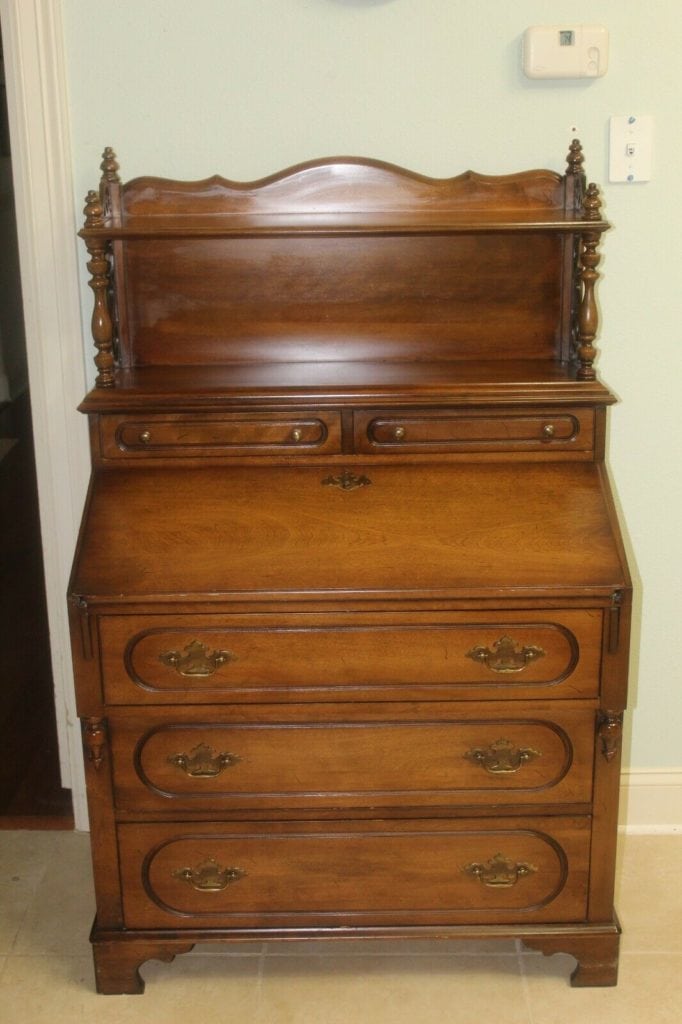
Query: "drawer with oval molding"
108 703 596 814
354 407 595 455
117 815 591 930
97 411 342 458
97 608 603 705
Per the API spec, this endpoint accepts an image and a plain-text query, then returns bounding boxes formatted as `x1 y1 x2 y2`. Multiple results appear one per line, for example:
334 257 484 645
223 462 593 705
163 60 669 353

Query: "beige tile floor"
0 830 680 1023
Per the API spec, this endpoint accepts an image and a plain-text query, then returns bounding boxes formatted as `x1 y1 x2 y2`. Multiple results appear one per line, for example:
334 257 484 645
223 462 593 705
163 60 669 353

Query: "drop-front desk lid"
70 462 628 604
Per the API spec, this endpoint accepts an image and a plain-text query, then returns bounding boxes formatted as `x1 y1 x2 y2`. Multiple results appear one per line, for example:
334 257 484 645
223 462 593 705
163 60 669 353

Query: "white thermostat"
523 25 609 79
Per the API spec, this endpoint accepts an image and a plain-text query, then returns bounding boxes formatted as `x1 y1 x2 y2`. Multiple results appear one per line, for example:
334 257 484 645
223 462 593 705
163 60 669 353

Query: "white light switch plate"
609 115 653 182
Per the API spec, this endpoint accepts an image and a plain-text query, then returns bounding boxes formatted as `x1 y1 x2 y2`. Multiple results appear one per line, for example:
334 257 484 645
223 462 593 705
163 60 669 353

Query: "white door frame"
1 0 90 828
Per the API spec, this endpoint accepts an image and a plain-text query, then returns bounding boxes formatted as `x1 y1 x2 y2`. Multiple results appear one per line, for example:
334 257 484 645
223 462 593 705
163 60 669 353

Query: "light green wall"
62 0 682 769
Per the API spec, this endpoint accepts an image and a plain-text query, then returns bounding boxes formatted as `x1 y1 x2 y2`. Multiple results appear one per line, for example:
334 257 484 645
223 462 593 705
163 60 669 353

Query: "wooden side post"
577 183 604 380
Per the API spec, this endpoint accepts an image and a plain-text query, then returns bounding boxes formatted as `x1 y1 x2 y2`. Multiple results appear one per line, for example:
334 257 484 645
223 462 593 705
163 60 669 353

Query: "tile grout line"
516 939 537 1024
256 942 267 1019
6 836 55 957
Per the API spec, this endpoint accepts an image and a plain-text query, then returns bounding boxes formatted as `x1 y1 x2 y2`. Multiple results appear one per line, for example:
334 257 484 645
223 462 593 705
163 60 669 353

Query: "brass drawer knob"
159 640 236 677
541 423 555 440
466 636 545 674
464 738 541 774
463 853 537 888
173 858 245 892
139 430 152 444
291 428 303 442
393 425 406 441
168 743 241 778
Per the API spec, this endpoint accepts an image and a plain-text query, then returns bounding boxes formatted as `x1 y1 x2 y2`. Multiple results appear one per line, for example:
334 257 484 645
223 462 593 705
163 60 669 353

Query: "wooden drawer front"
99 412 341 458
111 706 595 813
99 610 602 705
118 817 590 929
354 408 594 454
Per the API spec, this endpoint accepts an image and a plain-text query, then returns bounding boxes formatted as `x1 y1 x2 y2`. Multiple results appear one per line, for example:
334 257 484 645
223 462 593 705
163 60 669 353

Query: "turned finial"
566 138 584 176
100 147 120 185
83 189 104 228
584 181 602 220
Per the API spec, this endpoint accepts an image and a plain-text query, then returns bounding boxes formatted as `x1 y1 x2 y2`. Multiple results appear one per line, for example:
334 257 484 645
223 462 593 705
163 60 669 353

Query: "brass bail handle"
463 853 538 888
159 640 236 677
173 858 246 892
464 738 541 774
466 636 546 674
168 743 241 778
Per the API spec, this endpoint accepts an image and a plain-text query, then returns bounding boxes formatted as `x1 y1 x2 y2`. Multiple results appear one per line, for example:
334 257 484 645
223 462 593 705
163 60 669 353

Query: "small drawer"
98 412 342 458
110 705 595 813
354 408 594 454
98 609 603 705
118 816 591 929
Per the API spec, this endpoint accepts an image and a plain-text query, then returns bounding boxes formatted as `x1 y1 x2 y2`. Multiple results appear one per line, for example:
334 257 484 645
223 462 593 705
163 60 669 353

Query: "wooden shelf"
78 359 615 412
80 211 609 242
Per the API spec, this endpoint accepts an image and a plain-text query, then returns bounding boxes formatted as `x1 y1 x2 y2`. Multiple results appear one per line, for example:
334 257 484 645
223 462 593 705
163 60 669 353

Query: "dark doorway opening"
0 23 73 828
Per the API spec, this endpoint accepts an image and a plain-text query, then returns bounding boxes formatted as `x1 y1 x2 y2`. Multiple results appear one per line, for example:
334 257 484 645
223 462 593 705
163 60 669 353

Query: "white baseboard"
619 769 682 834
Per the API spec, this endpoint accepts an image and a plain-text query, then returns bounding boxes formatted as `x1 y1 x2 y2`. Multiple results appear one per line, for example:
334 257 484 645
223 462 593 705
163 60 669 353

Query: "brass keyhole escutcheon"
322 471 372 491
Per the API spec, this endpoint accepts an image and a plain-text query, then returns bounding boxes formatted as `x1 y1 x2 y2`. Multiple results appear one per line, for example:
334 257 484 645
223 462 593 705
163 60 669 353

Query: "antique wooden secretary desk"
69 141 631 993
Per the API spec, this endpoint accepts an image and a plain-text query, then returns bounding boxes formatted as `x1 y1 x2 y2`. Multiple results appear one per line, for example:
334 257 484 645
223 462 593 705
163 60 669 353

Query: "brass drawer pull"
466 635 545 674
173 858 245 892
139 430 152 444
393 425 406 441
159 640 236 677
463 853 538 888
464 738 541 774
541 423 555 441
291 428 303 442
168 743 241 778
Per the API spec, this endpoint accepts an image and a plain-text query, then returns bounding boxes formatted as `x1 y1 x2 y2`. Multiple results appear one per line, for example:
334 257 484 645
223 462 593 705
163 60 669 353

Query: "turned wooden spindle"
577 182 604 380
84 190 116 388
